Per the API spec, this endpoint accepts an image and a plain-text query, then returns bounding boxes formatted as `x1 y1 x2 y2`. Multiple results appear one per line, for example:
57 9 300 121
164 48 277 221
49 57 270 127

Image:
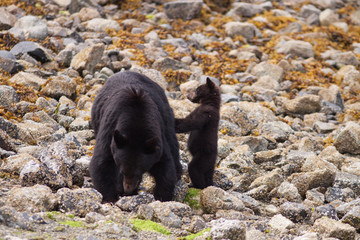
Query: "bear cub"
175 78 221 189
90 71 182 203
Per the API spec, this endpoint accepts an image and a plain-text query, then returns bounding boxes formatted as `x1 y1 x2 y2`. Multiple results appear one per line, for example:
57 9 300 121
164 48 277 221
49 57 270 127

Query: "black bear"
90 71 182 203
175 78 221 189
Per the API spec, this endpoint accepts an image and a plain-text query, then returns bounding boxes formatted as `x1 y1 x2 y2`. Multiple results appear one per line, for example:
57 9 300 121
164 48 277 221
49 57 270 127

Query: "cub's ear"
206 77 215 89
113 130 127 148
144 136 160 154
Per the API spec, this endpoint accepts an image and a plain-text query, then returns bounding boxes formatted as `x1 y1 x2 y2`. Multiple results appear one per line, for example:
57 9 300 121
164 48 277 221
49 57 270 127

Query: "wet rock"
6 184 57 213
56 188 102 217
268 214 295 232
14 16 48 40
334 121 360 154
70 43 105 74
200 186 245 214
115 193 155 212
9 72 46 91
0 85 19 108
224 22 261 40
284 95 321 114
85 18 120 32
314 216 356 240
275 40 314 59
163 1 203 20
209 218 246 240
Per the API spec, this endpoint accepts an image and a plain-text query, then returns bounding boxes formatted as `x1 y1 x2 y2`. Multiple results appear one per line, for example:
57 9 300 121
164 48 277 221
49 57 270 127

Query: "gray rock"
0 57 24 74
260 121 294 142
138 201 191 228
333 172 360 196
0 117 35 144
68 0 104 16
210 219 246 240
280 202 311 223
300 4 321 18
55 49 75 68
325 187 355 203
152 57 190 72
341 206 360 230
253 149 282 164
69 117 90 131
334 52 359 67
284 94 321 114
268 214 295 232
200 186 245 214
249 169 284 192
163 1 203 20
70 43 105 74
0 153 37 175
306 189 325 205
6 184 57 213
275 40 314 59
350 9 360 25
115 193 155 212
224 22 261 40
314 216 356 240
232 2 264 18
319 9 339 26
14 16 48 40
213 169 234 190
288 169 336 197
334 122 360 154
311 204 338 223
0 8 16 30
0 85 19 108
10 41 50 63
130 66 168 90
251 62 284 82
9 72 47 91
40 75 77 100
220 101 277 135
318 84 344 110
0 50 16 60
219 145 255 173
56 188 102 217
85 18 120 32
313 121 336 134
277 181 302 202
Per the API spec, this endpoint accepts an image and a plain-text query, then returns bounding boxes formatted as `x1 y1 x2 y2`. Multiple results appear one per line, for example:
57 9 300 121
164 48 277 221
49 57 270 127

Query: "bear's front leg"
89 158 121 203
149 156 177 201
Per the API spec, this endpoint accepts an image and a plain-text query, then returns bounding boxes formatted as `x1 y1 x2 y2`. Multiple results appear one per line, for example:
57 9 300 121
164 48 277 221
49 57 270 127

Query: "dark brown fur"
175 78 221 189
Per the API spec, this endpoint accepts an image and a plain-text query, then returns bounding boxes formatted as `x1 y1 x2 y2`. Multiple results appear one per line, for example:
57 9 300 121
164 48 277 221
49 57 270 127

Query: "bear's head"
187 77 220 105
110 129 162 195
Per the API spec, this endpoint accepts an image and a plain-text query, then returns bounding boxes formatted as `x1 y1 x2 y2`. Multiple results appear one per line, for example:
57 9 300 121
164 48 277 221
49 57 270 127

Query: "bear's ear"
113 130 127 148
144 136 160 154
206 77 215 89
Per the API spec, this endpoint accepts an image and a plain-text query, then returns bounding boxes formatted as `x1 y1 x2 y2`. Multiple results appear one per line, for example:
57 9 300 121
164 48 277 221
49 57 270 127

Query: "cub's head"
110 129 162 195
187 78 220 104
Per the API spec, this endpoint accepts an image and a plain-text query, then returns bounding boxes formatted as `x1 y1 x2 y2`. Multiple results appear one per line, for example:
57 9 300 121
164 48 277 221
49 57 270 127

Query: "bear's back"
91 71 170 135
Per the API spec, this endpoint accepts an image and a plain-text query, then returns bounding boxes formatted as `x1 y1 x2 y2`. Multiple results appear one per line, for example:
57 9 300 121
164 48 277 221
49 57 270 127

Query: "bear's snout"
123 176 139 195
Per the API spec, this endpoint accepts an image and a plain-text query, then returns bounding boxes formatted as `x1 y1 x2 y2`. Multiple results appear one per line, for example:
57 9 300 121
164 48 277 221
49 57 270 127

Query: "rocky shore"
0 0 360 239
